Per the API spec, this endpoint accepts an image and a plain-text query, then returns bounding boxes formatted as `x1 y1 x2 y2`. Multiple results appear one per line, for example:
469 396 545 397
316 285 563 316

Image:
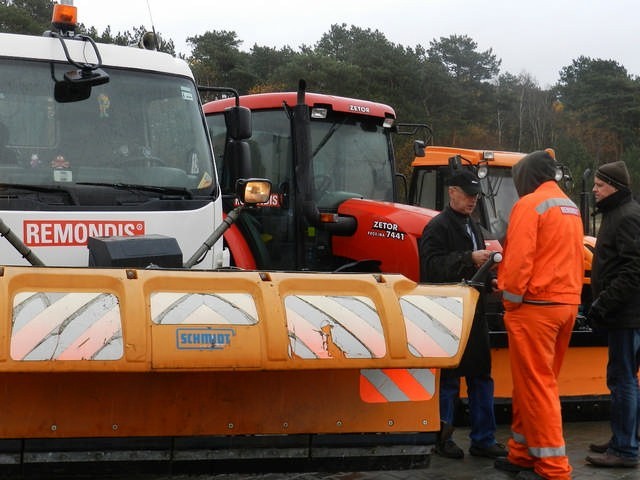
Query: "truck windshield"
0 58 215 199
209 109 394 203
482 168 519 239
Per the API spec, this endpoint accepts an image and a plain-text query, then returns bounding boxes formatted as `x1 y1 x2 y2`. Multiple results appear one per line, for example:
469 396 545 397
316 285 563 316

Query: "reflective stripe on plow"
294 295 385 358
150 293 258 325
56 308 122 360
11 292 102 360
286 308 331 359
404 318 451 357
360 368 435 403
400 295 462 337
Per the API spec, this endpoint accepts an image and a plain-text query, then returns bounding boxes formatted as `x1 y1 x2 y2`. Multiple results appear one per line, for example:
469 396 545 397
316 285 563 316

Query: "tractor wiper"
312 120 345 158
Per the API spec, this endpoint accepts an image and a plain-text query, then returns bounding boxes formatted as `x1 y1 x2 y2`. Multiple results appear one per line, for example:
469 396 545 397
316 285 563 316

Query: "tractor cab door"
208 109 299 270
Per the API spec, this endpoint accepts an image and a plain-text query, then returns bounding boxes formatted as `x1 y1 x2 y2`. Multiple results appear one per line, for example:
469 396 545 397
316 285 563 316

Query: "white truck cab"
0 7 225 268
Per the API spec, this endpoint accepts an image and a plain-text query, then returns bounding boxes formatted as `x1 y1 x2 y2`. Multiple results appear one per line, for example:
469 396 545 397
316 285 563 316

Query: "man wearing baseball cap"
448 169 483 195
419 167 506 460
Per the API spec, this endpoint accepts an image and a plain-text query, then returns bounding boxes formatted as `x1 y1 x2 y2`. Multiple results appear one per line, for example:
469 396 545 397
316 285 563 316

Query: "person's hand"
586 300 604 328
471 249 492 268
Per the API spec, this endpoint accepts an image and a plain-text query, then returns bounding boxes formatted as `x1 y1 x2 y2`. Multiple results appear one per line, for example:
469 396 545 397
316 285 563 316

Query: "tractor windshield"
209 109 394 204
0 58 215 206
309 114 394 203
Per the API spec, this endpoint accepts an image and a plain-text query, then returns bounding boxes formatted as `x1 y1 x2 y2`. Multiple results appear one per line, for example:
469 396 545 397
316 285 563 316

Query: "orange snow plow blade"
0 266 476 465
2 267 477 372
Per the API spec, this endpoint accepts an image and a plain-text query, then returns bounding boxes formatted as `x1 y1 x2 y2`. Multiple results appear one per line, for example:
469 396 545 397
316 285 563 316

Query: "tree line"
3 0 640 193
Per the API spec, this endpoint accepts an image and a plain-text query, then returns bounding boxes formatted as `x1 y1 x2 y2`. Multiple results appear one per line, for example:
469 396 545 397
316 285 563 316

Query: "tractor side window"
207 109 292 196
250 110 292 190
207 114 227 188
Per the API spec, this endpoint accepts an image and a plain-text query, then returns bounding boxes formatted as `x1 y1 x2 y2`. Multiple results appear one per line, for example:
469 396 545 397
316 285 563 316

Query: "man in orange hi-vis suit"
493 150 584 480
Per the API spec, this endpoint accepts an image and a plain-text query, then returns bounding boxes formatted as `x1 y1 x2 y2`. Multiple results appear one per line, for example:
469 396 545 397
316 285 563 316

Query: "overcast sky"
73 0 639 89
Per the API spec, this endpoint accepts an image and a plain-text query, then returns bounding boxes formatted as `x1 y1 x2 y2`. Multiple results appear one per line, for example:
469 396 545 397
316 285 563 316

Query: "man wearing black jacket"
419 169 506 460
586 160 640 468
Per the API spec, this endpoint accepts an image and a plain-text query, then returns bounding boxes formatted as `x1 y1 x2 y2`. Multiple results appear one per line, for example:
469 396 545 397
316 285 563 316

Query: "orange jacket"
498 181 583 309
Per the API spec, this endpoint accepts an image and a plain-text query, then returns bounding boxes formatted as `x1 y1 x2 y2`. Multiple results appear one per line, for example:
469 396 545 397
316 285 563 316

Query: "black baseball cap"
447 169 482 195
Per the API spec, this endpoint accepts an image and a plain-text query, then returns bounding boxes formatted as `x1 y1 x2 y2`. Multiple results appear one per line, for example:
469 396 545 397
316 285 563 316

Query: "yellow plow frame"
0 266 476 464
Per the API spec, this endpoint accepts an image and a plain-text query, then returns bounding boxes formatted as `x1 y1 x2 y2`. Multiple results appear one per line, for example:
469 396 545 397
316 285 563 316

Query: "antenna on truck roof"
146 0 160 51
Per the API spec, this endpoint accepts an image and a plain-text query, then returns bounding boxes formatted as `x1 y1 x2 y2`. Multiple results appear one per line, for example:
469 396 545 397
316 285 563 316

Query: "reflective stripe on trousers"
505 303 577 480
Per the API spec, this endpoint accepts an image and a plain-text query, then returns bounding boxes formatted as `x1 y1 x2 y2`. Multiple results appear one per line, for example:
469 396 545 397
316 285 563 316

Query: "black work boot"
434 421 464 459
588 441 610 454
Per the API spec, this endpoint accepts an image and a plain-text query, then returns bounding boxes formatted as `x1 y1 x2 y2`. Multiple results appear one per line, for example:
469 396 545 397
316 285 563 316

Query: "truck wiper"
0 183 79 205
75 182 193 199
485 175 503 199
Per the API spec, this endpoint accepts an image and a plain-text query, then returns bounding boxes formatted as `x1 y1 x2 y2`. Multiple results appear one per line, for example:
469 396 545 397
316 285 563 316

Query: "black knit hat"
595 161 631 191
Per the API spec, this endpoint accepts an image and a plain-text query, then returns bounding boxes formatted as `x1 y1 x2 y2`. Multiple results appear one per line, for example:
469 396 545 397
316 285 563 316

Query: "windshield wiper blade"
0 183 79 205
75 182 193 199
312 120 345 158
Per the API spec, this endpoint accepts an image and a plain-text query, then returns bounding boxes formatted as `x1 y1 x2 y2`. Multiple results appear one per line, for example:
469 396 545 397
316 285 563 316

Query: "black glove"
586 299 604 328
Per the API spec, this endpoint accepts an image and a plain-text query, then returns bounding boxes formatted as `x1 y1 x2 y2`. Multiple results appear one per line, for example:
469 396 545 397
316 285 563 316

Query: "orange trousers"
505 303 577 480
